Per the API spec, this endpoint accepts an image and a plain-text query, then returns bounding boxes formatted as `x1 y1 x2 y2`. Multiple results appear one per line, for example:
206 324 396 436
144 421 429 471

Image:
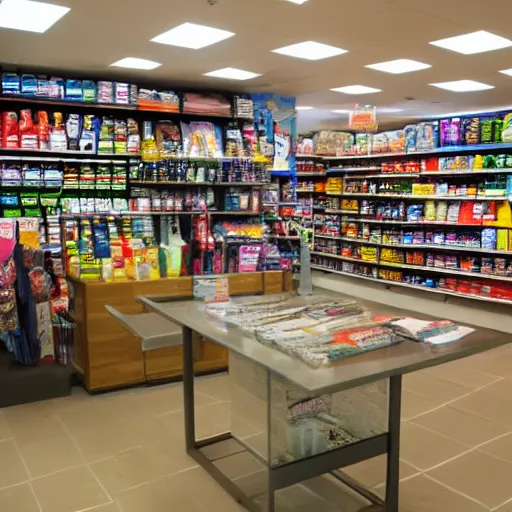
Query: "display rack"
295 143 512 306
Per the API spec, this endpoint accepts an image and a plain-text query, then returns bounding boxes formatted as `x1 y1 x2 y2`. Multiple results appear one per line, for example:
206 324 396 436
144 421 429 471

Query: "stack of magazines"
206 294 475 367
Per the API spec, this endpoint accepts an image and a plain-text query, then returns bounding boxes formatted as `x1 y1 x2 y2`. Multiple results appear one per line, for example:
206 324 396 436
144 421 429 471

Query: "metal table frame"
137 291 510 512
182 324 402 512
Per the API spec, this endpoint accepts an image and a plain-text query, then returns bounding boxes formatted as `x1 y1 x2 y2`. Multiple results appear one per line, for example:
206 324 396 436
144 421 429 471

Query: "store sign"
349 105 378 132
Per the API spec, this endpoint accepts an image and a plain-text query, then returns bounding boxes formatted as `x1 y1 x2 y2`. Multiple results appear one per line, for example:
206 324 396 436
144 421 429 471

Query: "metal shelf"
342 218 510 228
311 251 512 282
130 181 266 187
310 264 512 306
318 143 512 160
328 192 505 201
336 237 512 255
327 167 381 173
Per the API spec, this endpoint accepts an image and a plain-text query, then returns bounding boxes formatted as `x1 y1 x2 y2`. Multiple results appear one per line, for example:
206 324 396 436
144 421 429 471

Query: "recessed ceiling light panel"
284 0 309 4
366 59 431 74
152 22 235 49
296 106 313 111
111 58 162 70
500 68 512 76
203 68 261 80
430 30 512 55
430 80 494 92
0 0 70 33
272 41 347 60
331 85 381 95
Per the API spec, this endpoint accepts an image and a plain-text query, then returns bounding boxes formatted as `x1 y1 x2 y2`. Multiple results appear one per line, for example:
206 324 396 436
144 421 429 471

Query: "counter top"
138 289 511 394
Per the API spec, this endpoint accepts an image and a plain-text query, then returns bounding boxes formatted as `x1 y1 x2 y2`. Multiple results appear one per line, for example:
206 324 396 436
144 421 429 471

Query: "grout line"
28 482 44 512
493 496 512 511
12 438 34 481
0 479 30 492
418 366 503 389
406 376 506 421
56 415 114 503
10 440 43 512
423 473 490 509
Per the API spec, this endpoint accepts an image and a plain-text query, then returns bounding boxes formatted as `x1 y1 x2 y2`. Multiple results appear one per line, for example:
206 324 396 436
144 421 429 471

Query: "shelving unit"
296 144 512 305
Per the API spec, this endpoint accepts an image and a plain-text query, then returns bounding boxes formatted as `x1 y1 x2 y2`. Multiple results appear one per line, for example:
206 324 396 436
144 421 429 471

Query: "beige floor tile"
478 432 512 463
0 411 12 442
412 405 509 447
420 359 501 390
0 483 40 512
115 474 202 512
31 466 110 512
159 401 231 441
134 383 216 416
7 411 64 446
17 431 84 479
400 390 441 420
170 467 245 512
91 440 197 494
87 503 122 512
69 413 172 464
400 421 469 470
213 450 265 479
54 398 108 433
397 474 487 512
451 390 512 428
495 499 512 512
427 450 512 509
194 374 231 402
478 377 512 400
466 352 512 377
343 455 419 489
403 372 471 403
0 439 29 488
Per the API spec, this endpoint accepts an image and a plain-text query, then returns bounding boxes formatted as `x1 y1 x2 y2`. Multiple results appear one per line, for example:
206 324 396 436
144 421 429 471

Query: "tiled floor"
2 343 512 511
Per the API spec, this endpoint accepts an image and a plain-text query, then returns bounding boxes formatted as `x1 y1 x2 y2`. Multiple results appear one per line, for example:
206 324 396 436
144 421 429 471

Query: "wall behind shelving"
313 271 512 334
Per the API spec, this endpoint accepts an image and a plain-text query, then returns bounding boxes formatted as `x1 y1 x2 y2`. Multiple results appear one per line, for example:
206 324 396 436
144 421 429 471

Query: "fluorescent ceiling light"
272 41 347 61
499 68 512 76
296 106 313 111
379 107 404 113
0 0 70 33
203 68 261 80
366 59 431 74
331 85 381 95
152 22 235 50
430 80 494 92
332 109 350 114
110 58 162 70
284 0 309 3
430 30 512 55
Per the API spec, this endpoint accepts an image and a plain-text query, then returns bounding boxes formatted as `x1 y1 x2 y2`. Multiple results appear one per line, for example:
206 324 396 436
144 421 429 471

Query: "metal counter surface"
138 289 511 394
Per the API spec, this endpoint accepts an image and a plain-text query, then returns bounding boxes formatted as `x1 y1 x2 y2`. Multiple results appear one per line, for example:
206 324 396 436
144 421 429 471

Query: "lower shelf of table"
193 434 387 512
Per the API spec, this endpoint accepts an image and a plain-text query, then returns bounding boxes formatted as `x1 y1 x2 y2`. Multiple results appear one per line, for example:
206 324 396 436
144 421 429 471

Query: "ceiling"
2 0 512 132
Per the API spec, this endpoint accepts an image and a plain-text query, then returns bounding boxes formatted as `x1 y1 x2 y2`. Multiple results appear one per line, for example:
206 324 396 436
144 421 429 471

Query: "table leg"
385 375 402 512
266 370 275 512
182 326 196 452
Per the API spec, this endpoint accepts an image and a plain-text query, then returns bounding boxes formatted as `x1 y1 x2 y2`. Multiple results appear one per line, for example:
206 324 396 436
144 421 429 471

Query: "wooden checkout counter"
69 271 293 392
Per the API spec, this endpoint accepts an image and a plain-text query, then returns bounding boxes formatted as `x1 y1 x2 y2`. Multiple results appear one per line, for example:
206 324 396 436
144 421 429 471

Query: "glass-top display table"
137 290 510 512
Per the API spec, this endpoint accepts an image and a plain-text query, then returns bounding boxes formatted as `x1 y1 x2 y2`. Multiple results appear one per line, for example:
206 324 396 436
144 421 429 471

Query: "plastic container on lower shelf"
229 351 388 467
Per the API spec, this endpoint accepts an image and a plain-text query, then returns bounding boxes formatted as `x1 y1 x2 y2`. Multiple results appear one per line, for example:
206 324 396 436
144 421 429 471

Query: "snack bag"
2 112 19 148
37 111 50 150
50 112 67 151
19 110 38 149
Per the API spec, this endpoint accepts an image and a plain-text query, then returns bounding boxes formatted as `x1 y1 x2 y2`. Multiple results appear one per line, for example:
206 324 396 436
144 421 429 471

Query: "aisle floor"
2 343 512 512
